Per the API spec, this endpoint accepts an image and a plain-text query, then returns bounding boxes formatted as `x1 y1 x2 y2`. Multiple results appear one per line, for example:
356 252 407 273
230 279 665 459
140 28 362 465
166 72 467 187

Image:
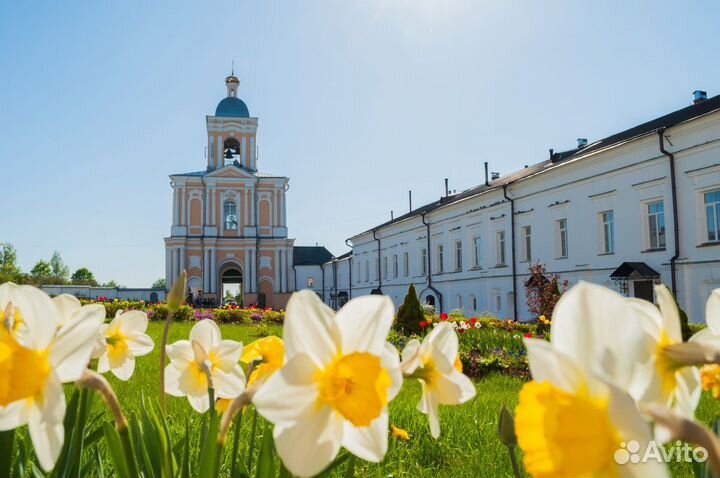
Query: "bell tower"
206 74 258 171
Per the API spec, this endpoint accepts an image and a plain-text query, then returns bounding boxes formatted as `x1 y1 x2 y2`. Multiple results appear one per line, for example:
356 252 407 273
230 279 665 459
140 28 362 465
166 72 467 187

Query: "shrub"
148 303 193 322
524 261 568 333
395 284 425 335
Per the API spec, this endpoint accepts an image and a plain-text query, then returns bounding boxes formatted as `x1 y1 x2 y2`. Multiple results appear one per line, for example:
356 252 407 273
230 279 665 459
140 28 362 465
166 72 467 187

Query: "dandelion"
252 291 402 477
390 425 410 441
0 283 104 471
241 336 284 386
400 322 476 438
164 319 245 413
96 310 154 380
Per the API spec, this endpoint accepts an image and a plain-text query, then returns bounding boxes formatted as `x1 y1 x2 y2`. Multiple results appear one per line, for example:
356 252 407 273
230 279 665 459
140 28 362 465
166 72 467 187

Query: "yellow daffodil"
516 338 668 478
400 322 476 438
390 425 410 441
96 310 154 381
700 364 720 398
164 319 245 413
252 291 402 478
240 336 284 386
0 283 103 471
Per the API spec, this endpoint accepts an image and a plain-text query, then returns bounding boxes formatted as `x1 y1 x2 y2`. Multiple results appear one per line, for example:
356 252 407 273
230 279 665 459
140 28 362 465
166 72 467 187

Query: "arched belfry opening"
220 266 243 306
223 138 242 166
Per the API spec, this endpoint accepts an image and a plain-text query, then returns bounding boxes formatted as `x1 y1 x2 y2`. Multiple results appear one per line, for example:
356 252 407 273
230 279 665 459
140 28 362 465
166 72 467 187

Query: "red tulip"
420 321 428 328
440 313 448 321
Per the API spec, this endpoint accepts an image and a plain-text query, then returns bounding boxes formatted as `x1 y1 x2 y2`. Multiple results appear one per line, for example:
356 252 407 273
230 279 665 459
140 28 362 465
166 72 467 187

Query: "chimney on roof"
491 172 500 180
694 90 708 104
577 138 588 149
444 178 449 197
484 162 489 186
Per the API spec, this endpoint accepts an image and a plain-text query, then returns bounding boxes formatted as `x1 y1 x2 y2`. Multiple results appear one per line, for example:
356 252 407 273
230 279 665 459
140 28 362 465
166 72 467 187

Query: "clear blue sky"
2 0 719 287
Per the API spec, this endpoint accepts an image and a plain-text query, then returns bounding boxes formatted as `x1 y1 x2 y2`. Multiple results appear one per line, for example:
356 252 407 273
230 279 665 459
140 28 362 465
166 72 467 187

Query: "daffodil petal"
213 367 246 399
433 370 476 405
335 295 394 356
341 411 388 463
189 320 221 353
117 310 148 334
382 342 402 401
188 393 210 413
166 340 194 367
253 354 318 423
126 333 154 356
674 366 701 418
0 399 31 430
111 357 135 381
164 365 184 397
97 353 110 374
0 283 61 349
50 311 104 382
425 323 458 364
706 289 720 334
655 285 683 343
52 294 81 324
523 339 584 393
213 340 243 371
400 339 422 374
421 385 441 439
284 290 339 365
273 407 342 478
28 403 64 472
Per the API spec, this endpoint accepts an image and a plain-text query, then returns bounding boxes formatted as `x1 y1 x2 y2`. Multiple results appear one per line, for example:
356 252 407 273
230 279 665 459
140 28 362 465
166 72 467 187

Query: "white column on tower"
250 137 256 169
166 248 172 289
216 136 223 168
241 136 247 166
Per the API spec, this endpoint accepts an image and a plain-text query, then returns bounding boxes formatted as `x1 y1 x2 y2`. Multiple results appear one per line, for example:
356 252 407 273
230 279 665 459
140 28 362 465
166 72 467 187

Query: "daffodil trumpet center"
656 331 684 398
315 352 391 427
0 330 51 406
515 381 621 478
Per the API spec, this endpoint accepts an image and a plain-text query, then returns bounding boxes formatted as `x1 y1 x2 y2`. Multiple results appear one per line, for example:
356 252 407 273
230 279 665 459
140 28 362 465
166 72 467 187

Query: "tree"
50 251 70 284
395 284 425 335
0 242 21 283
152 278 167 290
71 267 98 286
524 261 569 332
30 260 52 283
103 280 122 288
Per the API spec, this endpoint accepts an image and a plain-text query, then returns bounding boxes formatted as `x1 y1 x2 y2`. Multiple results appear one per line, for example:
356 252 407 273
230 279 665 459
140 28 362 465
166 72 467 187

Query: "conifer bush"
395 283 425 334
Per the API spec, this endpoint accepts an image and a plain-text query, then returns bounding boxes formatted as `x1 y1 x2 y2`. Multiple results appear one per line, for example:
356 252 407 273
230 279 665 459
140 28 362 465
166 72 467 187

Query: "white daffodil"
400 322 476 438
164 319 245 413
52 294 106 328
689 288 720 346
516 339 668 478
628 285 701 421
96 310 154 380
252 291 402 478
0 283 103 471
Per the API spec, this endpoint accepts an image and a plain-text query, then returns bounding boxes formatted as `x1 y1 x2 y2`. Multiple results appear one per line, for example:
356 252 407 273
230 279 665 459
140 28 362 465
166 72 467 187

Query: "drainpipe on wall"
502 184 518 321
332 258 338 310
372 229 382 293
658 128 680 298
345 238 353 299
320 262 326 304
292 264 297 292
421 212 443 312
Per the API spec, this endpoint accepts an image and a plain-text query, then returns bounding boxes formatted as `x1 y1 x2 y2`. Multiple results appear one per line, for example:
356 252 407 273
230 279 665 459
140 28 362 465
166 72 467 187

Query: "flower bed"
79 298 285 324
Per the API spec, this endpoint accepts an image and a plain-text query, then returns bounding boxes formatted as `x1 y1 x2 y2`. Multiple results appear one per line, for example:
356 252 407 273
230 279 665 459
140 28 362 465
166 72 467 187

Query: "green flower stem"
158 308 176 416
118 426 140 478
230 411 243 474
507 446 522 478
247 406 259 472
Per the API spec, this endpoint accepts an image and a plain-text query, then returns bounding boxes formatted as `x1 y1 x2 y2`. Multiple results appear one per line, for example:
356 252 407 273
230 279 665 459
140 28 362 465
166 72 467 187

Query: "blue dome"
215 97 250 117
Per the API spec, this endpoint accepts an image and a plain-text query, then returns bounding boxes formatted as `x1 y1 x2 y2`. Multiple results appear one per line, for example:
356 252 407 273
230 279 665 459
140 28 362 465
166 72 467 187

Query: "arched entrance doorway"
220 266 243 306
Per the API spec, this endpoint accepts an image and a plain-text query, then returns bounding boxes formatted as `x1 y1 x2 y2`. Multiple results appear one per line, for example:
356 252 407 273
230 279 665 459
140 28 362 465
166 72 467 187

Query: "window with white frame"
376 259 380 280
647 201 666 249
392 254 398 278
436 244 444 273
223 201 237 230
556 219 568 258
495 294 502 312
456 294 463 309
356 261 360 283
600 210 614 253
496 230 506 266
365 260 369 282
420 248 427 275
521 226 532 262
471 294 477 311
403 252 409 277
382 256 388 279
473 236 482 267
705 190 720 242
454 240 463 271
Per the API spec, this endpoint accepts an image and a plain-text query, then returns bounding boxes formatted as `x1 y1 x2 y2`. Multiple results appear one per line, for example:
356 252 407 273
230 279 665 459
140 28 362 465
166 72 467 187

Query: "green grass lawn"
85 322 720 477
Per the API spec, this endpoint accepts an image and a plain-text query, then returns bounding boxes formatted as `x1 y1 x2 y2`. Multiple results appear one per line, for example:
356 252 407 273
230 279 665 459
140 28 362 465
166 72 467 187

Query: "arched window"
223 138 241 166
224 200 237 230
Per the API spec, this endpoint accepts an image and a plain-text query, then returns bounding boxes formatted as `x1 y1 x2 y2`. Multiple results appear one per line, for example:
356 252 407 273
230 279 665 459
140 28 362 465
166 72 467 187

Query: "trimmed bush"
395 284 425 335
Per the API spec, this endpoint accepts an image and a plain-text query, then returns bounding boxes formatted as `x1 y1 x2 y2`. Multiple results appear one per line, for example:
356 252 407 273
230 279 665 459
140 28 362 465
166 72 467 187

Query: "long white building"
324 91 720 322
